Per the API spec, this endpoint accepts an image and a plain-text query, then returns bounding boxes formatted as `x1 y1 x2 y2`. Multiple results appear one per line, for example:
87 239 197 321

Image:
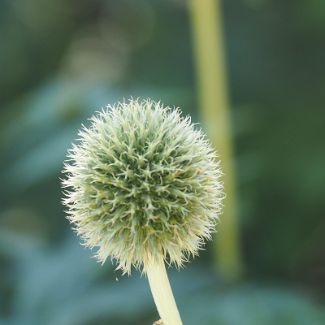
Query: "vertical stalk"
146 256 183 325
189 0 242 281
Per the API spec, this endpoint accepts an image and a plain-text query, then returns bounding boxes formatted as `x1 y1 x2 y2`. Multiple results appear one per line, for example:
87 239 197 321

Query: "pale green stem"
146 256 183 325
189 0 243 281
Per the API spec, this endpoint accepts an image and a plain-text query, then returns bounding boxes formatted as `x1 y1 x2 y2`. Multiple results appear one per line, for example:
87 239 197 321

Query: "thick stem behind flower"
146 256 183 325
189 0 243 281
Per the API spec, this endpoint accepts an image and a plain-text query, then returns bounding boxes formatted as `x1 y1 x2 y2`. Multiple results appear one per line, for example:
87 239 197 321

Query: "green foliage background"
0 0 324 324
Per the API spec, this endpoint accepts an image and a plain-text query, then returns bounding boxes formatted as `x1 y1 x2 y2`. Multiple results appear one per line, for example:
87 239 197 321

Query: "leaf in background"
180 285 325 325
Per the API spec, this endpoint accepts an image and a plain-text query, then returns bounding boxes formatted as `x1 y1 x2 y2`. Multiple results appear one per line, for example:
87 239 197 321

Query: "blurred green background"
0 0 324 324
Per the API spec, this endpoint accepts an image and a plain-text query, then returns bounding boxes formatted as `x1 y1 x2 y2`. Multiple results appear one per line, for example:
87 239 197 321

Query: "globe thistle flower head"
62 99 223 274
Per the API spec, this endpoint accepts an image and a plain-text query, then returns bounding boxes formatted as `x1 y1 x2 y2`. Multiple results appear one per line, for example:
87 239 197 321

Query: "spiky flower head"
62 99 223 274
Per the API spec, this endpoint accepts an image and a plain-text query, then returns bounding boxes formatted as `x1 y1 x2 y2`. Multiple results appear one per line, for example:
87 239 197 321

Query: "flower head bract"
62 99 223 274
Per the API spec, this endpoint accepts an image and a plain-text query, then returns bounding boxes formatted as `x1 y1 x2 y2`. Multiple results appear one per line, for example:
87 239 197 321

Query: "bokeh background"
1 0 325 324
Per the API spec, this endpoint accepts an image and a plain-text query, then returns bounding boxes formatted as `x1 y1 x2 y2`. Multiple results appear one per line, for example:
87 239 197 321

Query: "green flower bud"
62 99 223 274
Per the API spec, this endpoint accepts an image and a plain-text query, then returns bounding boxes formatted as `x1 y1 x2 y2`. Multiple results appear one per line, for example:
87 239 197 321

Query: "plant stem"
146 256 183 325
189 0 243 281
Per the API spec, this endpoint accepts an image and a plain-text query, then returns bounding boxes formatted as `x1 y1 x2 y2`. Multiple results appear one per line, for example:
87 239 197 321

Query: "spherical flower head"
62 99 223 274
